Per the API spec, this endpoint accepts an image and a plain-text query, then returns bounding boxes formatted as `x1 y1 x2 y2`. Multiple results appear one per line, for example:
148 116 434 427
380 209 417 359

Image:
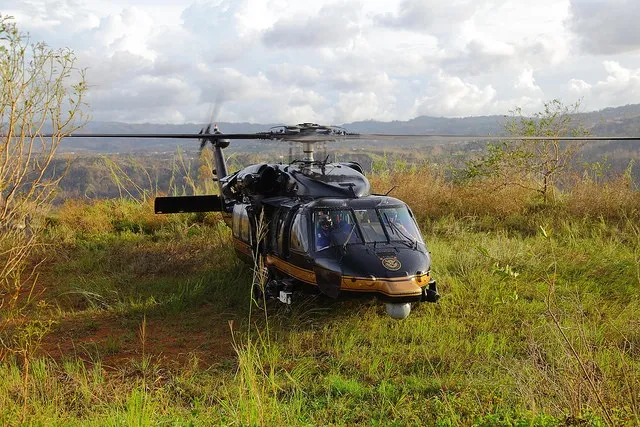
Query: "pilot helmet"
320 215 333 231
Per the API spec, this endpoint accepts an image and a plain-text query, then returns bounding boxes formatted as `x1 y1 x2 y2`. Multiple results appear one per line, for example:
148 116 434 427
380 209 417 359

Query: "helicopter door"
271 207 291 258
232 203 252 262
289 210 309 254
288 209 314 281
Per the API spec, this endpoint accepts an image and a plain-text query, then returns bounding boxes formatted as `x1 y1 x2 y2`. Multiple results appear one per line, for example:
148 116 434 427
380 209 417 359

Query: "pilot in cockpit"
316 214 333 250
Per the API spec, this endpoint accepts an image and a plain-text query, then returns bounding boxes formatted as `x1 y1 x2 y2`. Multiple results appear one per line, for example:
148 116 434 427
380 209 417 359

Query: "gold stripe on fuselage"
233 237 427 298
264 251 428 299
340 276 424 297
266 254 317 284
233 238 253 257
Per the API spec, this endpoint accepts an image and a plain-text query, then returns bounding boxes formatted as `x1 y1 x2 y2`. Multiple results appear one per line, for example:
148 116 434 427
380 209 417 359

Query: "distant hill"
58 104 640 153
581 104 640 136
344 115 506 135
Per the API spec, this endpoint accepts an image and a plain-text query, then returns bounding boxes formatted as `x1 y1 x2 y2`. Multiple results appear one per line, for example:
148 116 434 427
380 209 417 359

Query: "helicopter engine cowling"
340 161 364 174
225 163 285 198
237 164 278 193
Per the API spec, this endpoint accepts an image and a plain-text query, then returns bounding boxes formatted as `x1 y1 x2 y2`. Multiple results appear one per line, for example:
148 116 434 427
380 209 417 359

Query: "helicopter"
53 124 640 319
154 122 439 319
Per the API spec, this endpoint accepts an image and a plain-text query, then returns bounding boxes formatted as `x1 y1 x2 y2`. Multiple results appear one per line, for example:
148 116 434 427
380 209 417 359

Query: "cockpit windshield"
313 206 423 251
314 210 362 251
378 207 423 244
353 209 386 243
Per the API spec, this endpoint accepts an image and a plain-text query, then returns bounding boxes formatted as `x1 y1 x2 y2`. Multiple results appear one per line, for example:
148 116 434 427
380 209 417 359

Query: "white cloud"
262 2 362 49
336 91 397 122
568 0 640 55
568 78 591 94
375 0 478 35
515 68 541 93
87 75 197 123
329 71 395 93
414 71 497 117
563 61 640 111
3 0 639 124
591 61 640 104
266 64 323 87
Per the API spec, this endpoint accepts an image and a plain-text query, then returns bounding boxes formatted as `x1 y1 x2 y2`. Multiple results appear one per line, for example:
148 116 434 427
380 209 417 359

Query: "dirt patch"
1 271 56 311
38 303 237 369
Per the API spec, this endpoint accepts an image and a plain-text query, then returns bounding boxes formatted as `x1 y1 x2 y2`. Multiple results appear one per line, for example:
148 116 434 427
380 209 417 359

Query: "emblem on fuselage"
381 257 401 271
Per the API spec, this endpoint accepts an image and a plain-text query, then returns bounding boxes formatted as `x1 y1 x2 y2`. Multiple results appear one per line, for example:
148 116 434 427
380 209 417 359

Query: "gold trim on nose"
261 249 428 299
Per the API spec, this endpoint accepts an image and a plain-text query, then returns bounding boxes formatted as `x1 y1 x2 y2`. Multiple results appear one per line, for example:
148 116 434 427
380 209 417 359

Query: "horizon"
83 101 640 126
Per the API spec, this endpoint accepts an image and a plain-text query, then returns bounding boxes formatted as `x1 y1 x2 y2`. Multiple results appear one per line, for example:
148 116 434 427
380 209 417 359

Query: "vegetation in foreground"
1 167 639 426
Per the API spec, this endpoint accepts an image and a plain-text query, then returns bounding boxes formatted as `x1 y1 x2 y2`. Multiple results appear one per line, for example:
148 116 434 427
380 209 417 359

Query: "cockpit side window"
290 212 309 253
314 209 361 251
240 207 250 242
275 208 289 256
233 204 250 243
232 204 241 237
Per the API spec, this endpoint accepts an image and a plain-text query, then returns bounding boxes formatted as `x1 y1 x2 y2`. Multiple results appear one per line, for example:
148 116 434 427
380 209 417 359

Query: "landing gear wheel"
385 302 411 320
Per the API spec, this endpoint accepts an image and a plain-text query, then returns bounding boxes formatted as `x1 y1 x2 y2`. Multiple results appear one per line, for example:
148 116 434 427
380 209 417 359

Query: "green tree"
463 100 589 202
1 16 87 421
1 15 87 311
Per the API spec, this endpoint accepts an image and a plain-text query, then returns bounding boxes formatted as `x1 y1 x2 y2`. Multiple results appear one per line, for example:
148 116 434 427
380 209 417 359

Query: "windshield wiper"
342 224 357 252
383 213 417 249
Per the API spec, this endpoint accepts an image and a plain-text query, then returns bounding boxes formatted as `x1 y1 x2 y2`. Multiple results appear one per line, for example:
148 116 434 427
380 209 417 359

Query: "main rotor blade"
355 134 640 141
30 132 640 141
277 134 640 142
36 133 274 139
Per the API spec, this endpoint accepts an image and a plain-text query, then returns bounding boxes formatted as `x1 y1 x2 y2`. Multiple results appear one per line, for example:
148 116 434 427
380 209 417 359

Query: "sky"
3 0 640 124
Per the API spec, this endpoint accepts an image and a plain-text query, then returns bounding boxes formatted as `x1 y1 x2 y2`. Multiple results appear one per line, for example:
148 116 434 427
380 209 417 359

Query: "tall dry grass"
566 173 640 220
370 165 640 228
1 162 640 424
370 168 533 219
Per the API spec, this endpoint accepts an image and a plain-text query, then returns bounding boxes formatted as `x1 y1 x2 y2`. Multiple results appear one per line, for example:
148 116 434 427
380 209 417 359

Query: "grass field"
1 171 640 425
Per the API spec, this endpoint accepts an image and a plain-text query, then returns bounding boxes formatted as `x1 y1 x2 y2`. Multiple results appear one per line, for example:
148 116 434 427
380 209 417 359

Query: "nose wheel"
385 302 411 320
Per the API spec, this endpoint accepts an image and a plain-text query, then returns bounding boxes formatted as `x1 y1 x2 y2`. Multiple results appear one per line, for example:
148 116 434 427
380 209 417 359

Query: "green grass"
1 201 640 425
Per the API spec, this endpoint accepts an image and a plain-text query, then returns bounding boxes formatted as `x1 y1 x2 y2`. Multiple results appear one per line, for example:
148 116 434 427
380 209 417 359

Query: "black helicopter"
152 123 439 319
55 123 640 319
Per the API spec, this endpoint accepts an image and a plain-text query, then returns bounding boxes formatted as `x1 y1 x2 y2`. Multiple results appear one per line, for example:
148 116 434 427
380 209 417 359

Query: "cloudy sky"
3 0 640 124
